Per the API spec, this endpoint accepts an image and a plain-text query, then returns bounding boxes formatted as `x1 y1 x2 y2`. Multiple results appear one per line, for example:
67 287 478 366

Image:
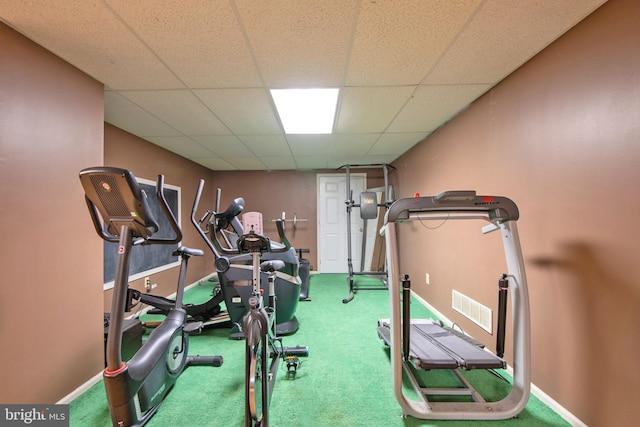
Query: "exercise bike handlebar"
81 167 182 245
191 179 222 258
191 178 293 257
153 174 183 245
274 219 293 252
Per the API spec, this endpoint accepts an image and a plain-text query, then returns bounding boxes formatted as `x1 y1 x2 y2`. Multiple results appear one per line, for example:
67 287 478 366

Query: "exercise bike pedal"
284 356 302 378
183 321 204 334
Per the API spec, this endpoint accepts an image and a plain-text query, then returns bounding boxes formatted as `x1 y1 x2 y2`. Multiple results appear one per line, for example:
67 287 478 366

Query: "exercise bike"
80 167 223 427
238 232 308 426
191 179 308 426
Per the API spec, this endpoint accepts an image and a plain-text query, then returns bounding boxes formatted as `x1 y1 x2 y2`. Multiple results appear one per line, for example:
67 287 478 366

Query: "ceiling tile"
145 136 214 158
225 156 267 170
1 0 606 171
234 0 356 87
286 134 334 156
295 155 330 170
369 132 428 155
194 88 282 134
191 135 252 157
193 157 237 171
425 0 608 84
388 84 491 132
104 91 181 137
336 86 415 133
119 90 230 135
106 0 262 88
259 156 297 170
331 134 379 156
345 0 482 86
238 135 291 157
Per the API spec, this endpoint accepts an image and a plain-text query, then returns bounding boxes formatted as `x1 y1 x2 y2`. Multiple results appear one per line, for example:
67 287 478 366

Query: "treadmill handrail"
385 191 519 224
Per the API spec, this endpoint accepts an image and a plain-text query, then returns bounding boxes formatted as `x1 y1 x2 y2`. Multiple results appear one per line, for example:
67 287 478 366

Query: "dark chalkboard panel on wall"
103 178 181 289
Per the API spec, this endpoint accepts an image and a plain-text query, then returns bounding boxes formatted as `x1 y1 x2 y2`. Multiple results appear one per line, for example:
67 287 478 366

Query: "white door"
317 174 365 273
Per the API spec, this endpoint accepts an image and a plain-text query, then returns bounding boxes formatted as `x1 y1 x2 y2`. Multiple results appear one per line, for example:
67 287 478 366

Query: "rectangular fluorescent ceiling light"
271 88 339 134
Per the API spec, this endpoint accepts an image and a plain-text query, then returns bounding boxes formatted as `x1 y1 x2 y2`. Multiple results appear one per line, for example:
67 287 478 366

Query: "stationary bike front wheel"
247 340 264 423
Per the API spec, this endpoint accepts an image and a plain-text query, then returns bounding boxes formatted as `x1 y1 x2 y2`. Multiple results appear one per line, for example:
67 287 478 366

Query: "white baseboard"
529 382 587 427
410 291 586 427
57 371 103 404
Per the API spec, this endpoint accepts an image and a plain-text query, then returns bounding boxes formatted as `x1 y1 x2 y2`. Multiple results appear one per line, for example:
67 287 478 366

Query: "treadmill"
378 191 531 420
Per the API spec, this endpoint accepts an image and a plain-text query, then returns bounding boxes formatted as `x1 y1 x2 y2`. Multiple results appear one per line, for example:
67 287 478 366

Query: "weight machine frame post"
340 163 395 304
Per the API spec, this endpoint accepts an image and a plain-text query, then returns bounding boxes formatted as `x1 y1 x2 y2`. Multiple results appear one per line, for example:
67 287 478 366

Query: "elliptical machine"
80 167 223 427
127 283 227 328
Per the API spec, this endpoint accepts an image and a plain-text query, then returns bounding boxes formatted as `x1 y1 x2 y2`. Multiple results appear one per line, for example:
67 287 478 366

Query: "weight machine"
338 163 395 304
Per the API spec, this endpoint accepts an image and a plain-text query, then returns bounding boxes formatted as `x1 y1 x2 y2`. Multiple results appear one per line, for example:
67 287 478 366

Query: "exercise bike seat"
260 260 285 273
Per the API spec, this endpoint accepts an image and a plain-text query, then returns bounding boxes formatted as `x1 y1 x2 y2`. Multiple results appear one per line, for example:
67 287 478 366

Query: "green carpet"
70 274 568 426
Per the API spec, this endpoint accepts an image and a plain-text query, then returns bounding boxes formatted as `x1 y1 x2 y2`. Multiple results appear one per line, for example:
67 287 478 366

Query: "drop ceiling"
0 0 606 170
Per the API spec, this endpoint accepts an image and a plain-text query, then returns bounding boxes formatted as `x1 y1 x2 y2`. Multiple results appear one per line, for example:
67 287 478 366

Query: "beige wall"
0 23 104 403
390 1 640 425
102 124 216 311
211 167 387 270
2 1 637 424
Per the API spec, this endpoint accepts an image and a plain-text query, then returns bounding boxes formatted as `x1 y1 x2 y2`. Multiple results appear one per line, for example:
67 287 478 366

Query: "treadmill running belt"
377 321 505 370
413 323 505 370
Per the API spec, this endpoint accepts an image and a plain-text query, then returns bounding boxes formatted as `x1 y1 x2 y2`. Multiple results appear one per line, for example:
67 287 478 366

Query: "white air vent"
452 290 492 333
